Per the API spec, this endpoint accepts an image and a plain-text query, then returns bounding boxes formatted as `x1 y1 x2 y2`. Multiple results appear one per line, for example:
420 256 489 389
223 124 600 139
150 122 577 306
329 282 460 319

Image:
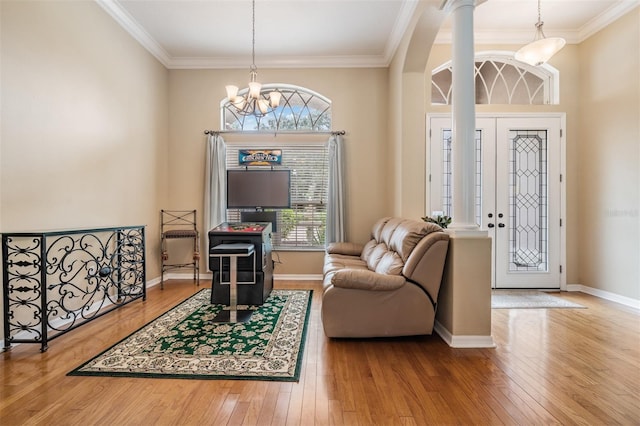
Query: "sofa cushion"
366 243 388 270
326 241 364 256
331 269 405 291
371 217 391 241
379 217 403 244
360 239 377 262
388 220 442 261
374 251 403 275
323 254 368 275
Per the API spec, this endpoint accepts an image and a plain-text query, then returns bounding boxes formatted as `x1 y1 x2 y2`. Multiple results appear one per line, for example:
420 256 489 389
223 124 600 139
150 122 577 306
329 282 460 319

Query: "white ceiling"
97 0 639 69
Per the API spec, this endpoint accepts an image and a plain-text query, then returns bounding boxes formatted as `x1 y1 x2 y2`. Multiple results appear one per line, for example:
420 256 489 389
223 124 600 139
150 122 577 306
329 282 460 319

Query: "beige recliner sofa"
321 217 450 338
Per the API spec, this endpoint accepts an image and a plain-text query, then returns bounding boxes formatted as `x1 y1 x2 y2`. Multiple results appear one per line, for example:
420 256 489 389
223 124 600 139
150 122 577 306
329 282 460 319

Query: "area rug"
492 290 586 309
68 289 312 381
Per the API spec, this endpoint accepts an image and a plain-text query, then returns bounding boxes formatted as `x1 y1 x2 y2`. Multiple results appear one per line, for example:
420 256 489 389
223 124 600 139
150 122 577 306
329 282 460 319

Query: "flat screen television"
226 169 291 209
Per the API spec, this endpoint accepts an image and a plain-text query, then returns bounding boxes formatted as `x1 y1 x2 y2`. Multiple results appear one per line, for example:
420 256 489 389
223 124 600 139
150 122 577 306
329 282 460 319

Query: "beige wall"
168 67 390 275
577 7 640 300
0 1 169 340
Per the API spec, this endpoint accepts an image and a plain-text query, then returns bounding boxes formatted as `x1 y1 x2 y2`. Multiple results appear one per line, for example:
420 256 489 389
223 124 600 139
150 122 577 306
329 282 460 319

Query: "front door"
428 115 564 289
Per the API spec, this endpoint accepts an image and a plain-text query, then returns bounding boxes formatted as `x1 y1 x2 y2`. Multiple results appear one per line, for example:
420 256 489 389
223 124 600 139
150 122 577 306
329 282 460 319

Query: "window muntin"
221 84 331 132
431 52 559 105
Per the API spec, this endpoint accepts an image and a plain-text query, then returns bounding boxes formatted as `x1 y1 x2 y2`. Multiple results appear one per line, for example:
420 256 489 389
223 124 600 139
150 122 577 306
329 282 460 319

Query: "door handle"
498 223 505 228
487 223 495 228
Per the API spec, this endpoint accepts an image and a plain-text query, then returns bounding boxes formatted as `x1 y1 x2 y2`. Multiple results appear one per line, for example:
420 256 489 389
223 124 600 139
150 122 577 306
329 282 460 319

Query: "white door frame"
426 112 567 291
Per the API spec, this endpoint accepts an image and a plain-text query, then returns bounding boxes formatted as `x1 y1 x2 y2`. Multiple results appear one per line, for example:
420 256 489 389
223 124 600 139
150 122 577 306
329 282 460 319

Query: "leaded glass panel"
508 130 548 272
441 129 482 225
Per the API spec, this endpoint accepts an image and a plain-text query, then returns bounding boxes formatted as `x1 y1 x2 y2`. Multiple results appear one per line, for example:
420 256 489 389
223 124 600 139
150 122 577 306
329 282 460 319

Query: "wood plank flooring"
1 280 639 425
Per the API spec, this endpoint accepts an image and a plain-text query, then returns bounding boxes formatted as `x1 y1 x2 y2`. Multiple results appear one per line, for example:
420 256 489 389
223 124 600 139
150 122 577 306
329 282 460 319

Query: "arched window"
219 84 335 250
431 51 560 105
221 84 332 131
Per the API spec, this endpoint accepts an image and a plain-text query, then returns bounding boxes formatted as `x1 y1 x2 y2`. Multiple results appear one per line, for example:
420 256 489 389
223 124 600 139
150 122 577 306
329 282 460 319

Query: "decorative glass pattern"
441 129 482 225
431 56 555 105
222 85 331 131
508 130 548 272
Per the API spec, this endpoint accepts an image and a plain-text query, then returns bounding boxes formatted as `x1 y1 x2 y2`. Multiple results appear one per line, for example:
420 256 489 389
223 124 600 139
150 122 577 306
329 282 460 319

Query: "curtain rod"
204 130 345 136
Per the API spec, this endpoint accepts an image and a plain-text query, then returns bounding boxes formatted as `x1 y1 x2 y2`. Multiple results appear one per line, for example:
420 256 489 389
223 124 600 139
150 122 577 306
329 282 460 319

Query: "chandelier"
225 0 281 116
514 0 566 66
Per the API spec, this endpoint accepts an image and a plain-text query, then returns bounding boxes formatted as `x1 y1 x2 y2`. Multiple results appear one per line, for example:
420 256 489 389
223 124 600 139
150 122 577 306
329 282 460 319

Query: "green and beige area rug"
492 290 586 309
68 289 312 381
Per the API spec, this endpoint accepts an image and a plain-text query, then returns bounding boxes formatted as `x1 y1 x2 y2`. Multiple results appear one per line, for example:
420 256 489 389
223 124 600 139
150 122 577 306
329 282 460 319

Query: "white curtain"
326 133 346 244
204 133 227 232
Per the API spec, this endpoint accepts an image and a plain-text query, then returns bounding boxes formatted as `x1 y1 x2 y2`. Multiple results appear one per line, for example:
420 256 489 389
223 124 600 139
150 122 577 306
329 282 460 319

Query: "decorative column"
435 0 494 349
449 0 478 231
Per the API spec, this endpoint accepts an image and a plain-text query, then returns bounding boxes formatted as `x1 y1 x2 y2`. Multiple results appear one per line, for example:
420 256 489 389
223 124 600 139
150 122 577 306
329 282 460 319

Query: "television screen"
227 169 291 209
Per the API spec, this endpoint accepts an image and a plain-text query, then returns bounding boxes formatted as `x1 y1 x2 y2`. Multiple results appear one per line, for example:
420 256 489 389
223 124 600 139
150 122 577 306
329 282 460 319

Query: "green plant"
280 209 297 239
421 214 452 229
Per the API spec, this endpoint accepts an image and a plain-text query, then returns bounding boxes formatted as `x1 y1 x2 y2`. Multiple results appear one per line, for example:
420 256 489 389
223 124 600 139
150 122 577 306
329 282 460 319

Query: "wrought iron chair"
160 209 200 289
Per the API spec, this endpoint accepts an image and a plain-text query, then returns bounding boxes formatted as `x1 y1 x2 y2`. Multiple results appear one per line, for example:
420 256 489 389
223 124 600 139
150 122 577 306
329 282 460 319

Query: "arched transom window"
432 52 560 105
221 84 332 131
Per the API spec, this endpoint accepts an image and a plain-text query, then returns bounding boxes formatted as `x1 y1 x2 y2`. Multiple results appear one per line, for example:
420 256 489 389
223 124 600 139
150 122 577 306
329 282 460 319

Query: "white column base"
434 321 496 348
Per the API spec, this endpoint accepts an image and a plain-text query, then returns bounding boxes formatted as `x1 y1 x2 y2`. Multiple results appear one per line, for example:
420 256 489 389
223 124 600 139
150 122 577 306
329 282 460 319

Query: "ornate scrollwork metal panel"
2 226 146 351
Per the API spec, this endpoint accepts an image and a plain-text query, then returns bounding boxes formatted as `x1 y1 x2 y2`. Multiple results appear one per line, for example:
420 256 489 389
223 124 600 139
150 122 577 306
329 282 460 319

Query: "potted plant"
421 214 452 229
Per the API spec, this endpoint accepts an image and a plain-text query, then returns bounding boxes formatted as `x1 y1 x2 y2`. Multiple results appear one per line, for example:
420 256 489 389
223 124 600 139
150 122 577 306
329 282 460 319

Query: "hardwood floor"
1 280 639 425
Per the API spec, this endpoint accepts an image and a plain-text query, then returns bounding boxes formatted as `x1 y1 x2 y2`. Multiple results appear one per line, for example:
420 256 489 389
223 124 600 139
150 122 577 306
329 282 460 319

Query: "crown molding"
97 0 639 69
96 0 401 69
166 55 389 70
434 29 583 45
95 0 172 67
435 1 639 45
577 1 640 41
382 0 420 64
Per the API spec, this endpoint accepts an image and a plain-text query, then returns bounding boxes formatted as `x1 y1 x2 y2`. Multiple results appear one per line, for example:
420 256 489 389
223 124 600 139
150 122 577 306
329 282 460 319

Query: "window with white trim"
225 142 328 250
221 85 332 251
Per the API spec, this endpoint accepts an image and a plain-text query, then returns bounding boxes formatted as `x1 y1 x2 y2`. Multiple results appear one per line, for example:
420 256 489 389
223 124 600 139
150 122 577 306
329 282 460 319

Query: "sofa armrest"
331 269 405 291
326 242 364 256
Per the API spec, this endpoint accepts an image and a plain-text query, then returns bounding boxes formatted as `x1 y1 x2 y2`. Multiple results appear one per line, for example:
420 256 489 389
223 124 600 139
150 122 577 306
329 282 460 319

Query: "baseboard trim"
156 273 211 285
154 273 322 283
567 284 640 310
434 321 496 348
147 276 162 288
273 274 323 281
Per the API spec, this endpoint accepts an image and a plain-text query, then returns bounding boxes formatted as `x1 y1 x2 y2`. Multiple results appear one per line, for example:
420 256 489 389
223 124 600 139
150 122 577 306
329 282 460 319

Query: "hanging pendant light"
225 0 280 116
515 0 566 66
